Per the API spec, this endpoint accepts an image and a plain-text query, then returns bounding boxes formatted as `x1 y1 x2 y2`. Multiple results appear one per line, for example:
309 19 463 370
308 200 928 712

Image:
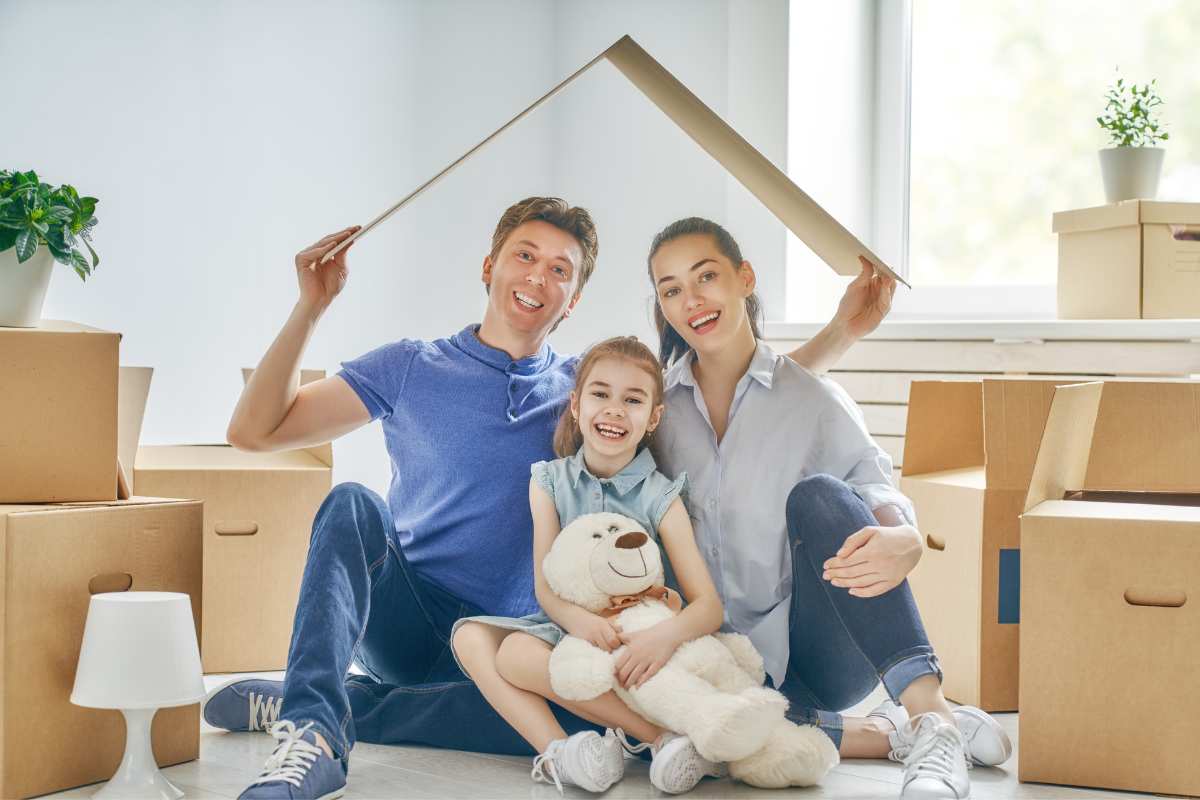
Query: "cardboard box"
0 320 120 503
1053 200 1200 319
133 370 332 673
899 378 1077 711
1019 380 1200 797
0 497 202 798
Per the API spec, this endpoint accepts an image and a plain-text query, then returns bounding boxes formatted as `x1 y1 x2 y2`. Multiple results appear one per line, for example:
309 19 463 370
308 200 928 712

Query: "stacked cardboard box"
1020 380 1200 797
899 378 1074 711
1053 199 1200 319
0 322 202 798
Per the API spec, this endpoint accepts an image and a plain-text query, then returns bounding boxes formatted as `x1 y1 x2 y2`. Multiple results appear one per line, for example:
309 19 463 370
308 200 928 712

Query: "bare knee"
496 632 552 691
451 622 504 678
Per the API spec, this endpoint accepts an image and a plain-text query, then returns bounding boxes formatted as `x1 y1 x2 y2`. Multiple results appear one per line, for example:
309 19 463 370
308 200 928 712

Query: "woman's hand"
294 226 361 315
833 256 896 341
567 612 623 652
821 524 922 598
614 624 679 689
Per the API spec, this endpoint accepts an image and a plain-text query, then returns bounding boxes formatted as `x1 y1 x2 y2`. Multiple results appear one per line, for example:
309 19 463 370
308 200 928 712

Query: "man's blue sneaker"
239 721 347 800
202 678 285 732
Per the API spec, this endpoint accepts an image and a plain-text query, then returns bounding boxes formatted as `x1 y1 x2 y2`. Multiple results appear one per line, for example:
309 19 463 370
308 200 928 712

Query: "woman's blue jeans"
779 474 942 749
279 482 597 763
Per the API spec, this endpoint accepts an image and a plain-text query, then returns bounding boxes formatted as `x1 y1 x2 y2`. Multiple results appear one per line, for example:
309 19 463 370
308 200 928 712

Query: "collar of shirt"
451 324 553 376
565 446 659 496
663 342 778 392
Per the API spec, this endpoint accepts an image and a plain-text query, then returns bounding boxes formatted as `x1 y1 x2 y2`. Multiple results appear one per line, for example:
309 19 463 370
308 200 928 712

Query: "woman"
646 217 1012 800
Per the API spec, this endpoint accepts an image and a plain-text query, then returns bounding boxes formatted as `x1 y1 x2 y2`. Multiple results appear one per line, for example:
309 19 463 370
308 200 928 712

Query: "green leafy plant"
1096 76 1170 148
0 169 100 280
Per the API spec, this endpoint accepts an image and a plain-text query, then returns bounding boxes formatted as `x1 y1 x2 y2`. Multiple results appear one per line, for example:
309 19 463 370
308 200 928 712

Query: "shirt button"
707 498 717 510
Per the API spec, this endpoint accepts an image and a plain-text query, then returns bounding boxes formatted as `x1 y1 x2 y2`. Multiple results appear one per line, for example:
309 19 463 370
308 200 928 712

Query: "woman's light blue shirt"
652 342 916 688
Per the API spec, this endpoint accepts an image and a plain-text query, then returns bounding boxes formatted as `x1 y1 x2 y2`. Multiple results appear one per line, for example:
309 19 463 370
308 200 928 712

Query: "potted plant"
0 169 100 327
1095 76 1169 204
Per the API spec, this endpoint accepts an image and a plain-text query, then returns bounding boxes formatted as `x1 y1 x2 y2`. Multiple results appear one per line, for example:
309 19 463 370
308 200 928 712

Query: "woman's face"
650 233 756 358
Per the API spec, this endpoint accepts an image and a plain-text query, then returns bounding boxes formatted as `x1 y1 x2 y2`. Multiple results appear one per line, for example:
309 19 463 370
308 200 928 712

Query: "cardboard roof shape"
321 35 905 287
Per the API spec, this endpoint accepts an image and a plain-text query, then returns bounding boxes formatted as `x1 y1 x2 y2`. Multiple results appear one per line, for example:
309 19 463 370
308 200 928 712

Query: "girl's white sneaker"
648 732 727 794
531 730 625 794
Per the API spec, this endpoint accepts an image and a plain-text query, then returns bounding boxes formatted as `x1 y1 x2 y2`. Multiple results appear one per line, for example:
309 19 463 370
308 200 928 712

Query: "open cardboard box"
1019 380 1200 797
0 367 202 798
898 378 1078 711
130 368 332 673
0 320 121 503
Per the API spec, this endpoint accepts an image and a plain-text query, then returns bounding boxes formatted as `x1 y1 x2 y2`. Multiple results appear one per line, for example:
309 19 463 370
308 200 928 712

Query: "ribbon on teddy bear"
599 585 684 618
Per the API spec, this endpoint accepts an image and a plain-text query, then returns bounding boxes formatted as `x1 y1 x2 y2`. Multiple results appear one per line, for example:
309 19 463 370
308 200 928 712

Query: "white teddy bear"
543 511 839 789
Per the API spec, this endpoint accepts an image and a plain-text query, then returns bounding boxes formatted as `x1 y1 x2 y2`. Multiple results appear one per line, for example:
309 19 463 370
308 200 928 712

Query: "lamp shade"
71 592 204 710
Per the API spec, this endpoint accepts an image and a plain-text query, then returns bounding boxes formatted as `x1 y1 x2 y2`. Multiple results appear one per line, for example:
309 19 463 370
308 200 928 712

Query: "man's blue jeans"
280 482 596 763
779 474 943 749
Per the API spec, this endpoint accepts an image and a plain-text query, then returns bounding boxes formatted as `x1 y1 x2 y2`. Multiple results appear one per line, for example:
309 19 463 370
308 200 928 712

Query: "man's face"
481 220 583 338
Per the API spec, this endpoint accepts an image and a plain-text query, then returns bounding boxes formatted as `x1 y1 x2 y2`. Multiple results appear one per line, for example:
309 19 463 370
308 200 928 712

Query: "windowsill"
766 319 1200 342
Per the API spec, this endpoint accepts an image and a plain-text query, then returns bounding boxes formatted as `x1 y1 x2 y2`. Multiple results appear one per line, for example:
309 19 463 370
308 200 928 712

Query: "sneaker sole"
649 736 726 794
953 706 1013 767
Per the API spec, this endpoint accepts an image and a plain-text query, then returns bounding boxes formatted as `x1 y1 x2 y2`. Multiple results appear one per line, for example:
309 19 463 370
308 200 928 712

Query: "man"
204 197 885 799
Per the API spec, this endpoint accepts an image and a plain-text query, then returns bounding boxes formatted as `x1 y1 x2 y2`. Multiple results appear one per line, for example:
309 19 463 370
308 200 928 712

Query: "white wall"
1 0 789 494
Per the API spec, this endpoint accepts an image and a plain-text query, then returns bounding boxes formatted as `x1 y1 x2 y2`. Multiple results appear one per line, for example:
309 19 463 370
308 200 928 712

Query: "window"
787 0 1200 320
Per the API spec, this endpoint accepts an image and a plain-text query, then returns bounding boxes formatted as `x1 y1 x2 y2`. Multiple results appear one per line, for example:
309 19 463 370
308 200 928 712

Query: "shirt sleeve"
530 460 556 502
336 339 420 422
814 378 918 527
649 470 689 528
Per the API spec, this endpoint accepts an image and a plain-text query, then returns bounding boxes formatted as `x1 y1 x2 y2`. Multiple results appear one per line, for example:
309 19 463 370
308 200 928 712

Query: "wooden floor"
47 673 1162 799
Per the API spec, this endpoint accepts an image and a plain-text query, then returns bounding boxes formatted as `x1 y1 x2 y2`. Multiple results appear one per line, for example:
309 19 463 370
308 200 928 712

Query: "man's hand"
833 256 897 341
821 524 922 598
567 612 623 652
614 624 678 689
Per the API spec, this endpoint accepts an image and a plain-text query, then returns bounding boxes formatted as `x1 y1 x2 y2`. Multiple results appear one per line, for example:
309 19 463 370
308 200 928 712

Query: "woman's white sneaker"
531 730 624 794
898 713 970 799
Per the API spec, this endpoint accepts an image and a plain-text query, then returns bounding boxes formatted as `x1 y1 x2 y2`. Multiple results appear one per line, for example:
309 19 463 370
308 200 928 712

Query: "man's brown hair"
488 197 599 297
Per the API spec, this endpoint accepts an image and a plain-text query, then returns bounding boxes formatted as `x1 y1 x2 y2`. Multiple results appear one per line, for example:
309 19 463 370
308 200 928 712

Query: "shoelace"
613 727 654 756
250 721 324 788
889 724 973 769
902 718 969 785
249 692 282 732
531 739 566 794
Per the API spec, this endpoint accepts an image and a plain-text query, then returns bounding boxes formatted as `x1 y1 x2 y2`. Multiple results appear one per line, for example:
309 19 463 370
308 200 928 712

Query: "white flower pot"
1098 146 1165 203
0 245 56 327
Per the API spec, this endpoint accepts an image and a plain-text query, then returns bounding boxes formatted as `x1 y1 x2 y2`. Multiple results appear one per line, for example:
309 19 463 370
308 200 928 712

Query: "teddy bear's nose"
615 531 648 549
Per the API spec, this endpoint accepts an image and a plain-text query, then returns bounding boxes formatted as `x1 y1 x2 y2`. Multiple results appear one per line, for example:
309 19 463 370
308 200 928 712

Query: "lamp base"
93 708 185 800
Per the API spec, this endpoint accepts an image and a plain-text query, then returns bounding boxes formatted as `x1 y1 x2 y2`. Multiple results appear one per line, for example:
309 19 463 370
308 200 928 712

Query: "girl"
645 218 1012 800
451 336 728 795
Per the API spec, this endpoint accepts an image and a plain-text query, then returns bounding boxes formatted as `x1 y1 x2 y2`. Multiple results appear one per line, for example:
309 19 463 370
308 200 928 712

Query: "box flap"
1084 382 1200 493
1052 201 1140 234
0 496 197 517
1139 200 1200 226
0 318 117 337
241 367 333 466
1027 497 1200 523
322 35 903 286
117 366 154 498
901 381 984 476
982 380 1064 491
136 444 329 471
1023 382 1104 511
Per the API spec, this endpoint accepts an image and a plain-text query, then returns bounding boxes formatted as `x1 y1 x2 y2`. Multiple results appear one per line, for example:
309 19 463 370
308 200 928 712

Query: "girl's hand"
821 524 922 598
568 613 623 652
833 256 896 341
614 625 678 689
294 226 361 314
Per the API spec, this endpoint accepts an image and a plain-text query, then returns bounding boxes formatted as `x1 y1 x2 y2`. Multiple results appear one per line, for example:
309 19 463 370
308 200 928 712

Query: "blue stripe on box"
998 549 1020 624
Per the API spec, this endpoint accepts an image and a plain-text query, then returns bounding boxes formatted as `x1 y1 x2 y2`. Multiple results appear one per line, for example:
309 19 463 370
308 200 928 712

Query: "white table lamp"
71 592 205 800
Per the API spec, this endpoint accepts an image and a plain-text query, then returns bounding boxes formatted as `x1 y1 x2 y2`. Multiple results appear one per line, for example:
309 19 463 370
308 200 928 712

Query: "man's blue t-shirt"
337 324 577 617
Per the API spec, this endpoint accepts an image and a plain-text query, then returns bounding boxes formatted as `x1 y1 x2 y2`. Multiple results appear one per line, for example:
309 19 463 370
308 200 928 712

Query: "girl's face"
650 233 756 358
571 357 663 461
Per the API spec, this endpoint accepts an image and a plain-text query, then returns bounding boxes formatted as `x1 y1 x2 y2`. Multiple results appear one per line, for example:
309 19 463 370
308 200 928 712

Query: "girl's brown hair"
552 336 665 458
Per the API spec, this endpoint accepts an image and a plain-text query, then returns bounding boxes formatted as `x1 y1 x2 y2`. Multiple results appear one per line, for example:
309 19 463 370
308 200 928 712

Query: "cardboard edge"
901 381 984 477
1022 382 1104 512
